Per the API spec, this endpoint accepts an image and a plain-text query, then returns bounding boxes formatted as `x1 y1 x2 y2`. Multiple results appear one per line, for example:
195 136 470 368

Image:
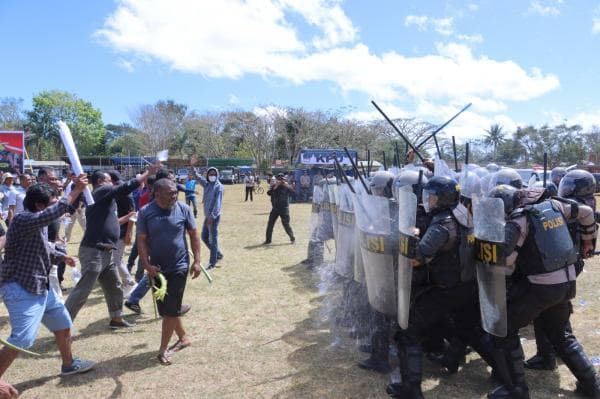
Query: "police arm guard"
416 222 449 261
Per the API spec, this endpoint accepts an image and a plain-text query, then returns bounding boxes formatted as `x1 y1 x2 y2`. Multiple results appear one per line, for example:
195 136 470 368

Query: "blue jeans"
128 274 149 304
186 196 198 217
202 216 221 266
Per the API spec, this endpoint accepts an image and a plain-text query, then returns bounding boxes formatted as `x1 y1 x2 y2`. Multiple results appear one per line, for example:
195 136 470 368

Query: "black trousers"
266 208 294 242
245 187 253 201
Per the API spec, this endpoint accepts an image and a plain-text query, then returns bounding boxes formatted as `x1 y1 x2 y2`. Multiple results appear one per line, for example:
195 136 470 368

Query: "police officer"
391 176 481 398
490 168 523 189
358 171 396 374
487 184 599 399
550 166 567 186
525 170 596 371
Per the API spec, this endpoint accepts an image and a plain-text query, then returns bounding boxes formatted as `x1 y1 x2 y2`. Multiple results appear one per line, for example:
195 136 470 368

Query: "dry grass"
0 184 599 398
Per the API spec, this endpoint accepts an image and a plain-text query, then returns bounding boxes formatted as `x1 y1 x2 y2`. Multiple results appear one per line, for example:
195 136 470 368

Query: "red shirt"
139 191 151 208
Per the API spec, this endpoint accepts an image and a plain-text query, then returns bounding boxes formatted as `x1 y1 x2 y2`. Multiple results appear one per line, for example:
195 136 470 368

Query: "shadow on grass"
244 243 292 250
14 349 160 398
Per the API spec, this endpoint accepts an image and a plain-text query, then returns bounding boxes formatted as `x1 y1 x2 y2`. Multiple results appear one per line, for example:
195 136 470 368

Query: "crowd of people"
0 162 231 397
304 157 600 399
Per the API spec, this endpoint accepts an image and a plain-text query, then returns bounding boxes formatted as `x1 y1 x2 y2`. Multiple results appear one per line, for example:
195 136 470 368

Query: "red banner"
0 131 25 173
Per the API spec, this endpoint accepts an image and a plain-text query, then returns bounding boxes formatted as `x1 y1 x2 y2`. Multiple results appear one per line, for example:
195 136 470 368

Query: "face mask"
208 175 217 182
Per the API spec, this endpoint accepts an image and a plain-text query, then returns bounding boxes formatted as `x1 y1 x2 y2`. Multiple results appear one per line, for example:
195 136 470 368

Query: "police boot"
469 333 499 380
358 330 391 374
524 320 557 371
427 338 465 374
488 346 530 399
558 341 600 398
403 343 424 399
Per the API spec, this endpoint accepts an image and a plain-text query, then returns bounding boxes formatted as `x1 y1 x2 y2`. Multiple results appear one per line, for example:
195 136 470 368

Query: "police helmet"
459 172 482 199
490 168 523 189
550 167 567 186
558 170 596 199
370 170 394 198
488 184 518 215
422 176 459 214
392 170 428 200
486 163 500 173
531 180 558 197
474 167 490 178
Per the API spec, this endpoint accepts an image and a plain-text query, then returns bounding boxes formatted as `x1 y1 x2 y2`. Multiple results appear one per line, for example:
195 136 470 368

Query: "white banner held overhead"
57 121 94 205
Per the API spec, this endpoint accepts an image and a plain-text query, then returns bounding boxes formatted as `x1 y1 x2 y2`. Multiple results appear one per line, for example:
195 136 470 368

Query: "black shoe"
125 301 143 315
426 351 464 374
386 383 423 399
217 253 224 260
358 356 391 374
109 319 135 329
179 304 191 316
300 258 312 265
575 379 600 399
206 264 216 270
290 238 295 244
524 353 557 370
488 384 530 399
263 241 271 245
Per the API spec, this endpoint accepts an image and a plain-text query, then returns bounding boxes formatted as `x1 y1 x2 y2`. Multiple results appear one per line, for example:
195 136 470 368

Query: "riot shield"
310 185 323 239
328 183 339 242
317 183 334 241
334 184 355 279
397 186 418 329
352 193 397 316
473 196 507 337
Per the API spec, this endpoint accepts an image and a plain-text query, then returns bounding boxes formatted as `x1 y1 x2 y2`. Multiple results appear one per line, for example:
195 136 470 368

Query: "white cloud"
404 15 429 31
593 6 600 34
228 94 240 105
404 15 454 36
97 0 561 141
456 33 484 44
116 58 135 72
528 0 561 17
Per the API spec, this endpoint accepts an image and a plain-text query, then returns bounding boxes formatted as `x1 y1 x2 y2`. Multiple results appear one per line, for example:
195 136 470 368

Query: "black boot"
558 340 600 398
358 329 391 374
525 319 557 370
488 344 530 399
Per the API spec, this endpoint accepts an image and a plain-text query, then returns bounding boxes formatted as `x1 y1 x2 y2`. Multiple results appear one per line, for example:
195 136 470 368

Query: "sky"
2 0 600 141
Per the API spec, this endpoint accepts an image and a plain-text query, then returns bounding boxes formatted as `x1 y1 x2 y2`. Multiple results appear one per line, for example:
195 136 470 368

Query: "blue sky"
2 0 600 140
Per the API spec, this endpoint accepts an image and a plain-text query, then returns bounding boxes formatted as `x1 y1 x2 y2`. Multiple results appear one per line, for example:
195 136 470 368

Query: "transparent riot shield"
473 196 507 337
334 184 355 279
352 193 397 316
310 185 323 238
396 186 418 329
317 184 334 241
328 183 339 243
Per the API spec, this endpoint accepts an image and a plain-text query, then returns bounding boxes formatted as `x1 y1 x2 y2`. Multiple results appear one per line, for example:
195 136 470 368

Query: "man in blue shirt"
184 172 198 218
137 178 201 365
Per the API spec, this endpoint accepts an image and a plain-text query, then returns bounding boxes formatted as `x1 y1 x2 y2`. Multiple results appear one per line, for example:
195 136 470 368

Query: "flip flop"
157 352 172 366
168 339 192 353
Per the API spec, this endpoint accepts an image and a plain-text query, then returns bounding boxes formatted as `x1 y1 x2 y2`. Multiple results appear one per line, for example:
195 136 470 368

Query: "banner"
297 149 358 166
0 131 25 173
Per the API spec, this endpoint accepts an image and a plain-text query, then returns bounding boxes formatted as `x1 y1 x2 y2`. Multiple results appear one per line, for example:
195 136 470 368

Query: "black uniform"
489 199 600 399
265 181 295 243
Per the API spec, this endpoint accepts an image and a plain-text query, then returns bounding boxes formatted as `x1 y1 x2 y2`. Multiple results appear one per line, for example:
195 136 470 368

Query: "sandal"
168 339 192 353
157 352 172 366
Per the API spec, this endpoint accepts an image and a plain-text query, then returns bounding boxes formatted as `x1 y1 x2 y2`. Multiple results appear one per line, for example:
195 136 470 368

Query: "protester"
194 167 224 270
65 162 159 329
107 170 137 294
63 178 87 243
244 173 255 202
127 175 156 282
6 173 31 224
0 380 17 398
137 178 202 365
264 173 295 245
0 174 17 225
0 176 95 379
184 172 198 218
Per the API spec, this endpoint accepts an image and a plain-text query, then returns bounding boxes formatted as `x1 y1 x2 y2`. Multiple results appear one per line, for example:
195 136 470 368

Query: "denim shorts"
0 282 72 348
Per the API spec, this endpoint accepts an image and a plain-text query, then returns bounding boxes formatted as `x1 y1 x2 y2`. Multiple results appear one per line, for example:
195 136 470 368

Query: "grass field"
1 183 599 398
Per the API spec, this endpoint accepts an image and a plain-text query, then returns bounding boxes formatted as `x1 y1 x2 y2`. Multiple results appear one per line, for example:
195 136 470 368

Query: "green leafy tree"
484 124 505 161
0 97 26 130
26 90 105 159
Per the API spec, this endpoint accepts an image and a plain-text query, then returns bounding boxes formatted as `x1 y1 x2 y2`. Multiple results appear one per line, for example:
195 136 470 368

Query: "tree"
26 91 105 159
484 124 505 161
131 100 187 154
0 97 26 130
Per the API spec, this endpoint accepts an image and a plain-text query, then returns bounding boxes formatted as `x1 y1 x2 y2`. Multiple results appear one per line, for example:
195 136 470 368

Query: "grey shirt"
137 201 196 273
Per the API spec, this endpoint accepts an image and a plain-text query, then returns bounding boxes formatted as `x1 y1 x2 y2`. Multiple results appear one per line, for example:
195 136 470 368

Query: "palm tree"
484 124 505 161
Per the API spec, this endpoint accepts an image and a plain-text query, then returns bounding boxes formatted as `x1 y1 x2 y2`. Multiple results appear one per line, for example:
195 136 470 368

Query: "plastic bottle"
71 267 82 284
49 265 63 302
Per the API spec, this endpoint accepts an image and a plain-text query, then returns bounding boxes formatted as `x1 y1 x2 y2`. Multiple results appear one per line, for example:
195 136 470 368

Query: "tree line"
1 91 599 170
